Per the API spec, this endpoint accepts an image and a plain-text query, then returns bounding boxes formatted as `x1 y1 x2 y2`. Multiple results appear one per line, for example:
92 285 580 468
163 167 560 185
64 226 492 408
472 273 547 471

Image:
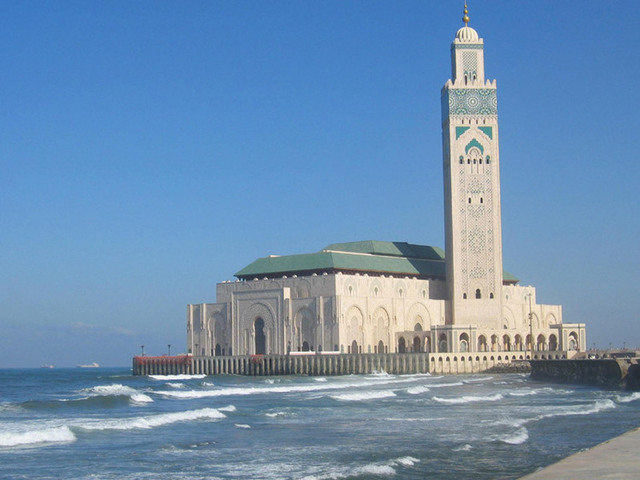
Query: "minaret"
442 4 503 330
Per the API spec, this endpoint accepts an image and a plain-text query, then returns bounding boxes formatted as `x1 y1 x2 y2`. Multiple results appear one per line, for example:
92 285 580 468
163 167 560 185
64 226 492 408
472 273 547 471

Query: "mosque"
186 6 586 369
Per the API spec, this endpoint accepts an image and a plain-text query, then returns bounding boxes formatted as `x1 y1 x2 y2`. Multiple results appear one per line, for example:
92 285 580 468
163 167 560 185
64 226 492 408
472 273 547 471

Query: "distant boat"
40 365 54 369
77 362 100 368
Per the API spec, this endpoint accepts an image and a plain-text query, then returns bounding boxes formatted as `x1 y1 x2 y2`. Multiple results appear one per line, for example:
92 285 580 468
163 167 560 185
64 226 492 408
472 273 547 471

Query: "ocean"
1 368 639 480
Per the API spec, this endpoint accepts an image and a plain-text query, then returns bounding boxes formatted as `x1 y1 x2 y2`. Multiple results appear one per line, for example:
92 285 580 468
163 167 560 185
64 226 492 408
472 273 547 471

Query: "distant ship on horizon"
77 362 100 368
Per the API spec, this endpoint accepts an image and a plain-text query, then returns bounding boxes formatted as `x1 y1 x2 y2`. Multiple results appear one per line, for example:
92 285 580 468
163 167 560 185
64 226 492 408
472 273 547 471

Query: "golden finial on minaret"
462 2 470 25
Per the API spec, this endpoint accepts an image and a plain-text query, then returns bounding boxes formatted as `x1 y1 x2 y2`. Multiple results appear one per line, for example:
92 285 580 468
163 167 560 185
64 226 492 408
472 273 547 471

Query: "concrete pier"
519 427 640 479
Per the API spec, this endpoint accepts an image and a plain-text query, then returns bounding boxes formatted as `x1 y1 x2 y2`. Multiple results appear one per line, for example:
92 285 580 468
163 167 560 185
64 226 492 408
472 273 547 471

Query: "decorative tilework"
452 44 483 50
479 126 493 139
465 138 484 154
456 126 470 139
463 52 477 76
442 88 497 117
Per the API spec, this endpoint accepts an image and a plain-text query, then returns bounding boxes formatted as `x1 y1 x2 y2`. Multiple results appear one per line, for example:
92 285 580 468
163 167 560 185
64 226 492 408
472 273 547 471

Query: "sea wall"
133 353 430 376
132 351 538 376
530 358 640 390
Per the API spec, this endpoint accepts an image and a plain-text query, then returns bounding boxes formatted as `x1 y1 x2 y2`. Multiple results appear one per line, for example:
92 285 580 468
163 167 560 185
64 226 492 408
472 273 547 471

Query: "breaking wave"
80 384 153 405
463 377 492 383
330 390 396 402
407 386 430 395
0 426 76 447
234 424 251 429
78 408 226 431
156 377 415 400
535 399 616 421
508 389 538 397
428 381 464 388
453 444 473 451
265 411 290 418
499 427 529 445
166 382 185 389
616 392 640 403
394 456 420 466
299 456 419 480
433 393 504 404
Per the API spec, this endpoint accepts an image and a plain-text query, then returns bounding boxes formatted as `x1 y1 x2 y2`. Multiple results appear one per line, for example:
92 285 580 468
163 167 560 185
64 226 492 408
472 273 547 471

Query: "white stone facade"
187 272 585 359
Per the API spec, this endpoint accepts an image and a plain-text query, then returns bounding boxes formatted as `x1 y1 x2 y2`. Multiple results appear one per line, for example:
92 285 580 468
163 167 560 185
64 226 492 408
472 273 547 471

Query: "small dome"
455 26 479 42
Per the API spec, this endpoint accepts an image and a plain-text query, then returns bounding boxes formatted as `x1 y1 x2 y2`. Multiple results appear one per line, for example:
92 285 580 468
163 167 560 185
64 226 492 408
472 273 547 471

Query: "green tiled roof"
235 240 519 283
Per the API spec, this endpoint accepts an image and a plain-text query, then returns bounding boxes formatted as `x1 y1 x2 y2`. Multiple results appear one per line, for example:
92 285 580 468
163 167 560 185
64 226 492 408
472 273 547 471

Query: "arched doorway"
398 337 406 353
568 332 578 350
215 344 221 356
459 333 469 353
351 340 358 354
413 336 421 353
537 334 546 351
549 334 558 351
439 334 447 352
515 334 523 351
255 318 266 354
302 341 310 352
377 340 384 354
478 335 487 352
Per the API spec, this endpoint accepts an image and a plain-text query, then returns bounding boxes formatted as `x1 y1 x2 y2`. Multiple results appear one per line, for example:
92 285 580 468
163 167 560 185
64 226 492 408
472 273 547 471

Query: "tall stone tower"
442 5 503 329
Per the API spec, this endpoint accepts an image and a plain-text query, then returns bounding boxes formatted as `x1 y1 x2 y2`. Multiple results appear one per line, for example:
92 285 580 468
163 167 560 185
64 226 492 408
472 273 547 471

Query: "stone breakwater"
530 358 640 390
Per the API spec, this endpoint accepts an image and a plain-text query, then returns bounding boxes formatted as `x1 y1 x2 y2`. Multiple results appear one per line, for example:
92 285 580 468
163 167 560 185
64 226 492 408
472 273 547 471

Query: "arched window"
475 288 481 299
463 293 467 299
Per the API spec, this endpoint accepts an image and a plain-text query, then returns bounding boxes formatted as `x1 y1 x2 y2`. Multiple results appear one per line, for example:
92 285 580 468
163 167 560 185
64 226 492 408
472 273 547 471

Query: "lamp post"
526 293 534 359
140 345 145 356
168 344 171 356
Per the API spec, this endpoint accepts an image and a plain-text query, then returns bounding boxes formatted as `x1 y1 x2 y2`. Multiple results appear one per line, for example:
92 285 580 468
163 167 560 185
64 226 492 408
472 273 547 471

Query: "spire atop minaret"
462 2 470 25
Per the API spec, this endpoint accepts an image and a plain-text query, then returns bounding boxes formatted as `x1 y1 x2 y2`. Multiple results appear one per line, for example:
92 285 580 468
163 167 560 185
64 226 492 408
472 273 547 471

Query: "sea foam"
148 374 207 381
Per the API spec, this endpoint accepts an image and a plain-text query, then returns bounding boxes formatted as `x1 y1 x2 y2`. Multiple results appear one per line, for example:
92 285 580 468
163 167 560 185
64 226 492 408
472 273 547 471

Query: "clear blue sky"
1 1 638 367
